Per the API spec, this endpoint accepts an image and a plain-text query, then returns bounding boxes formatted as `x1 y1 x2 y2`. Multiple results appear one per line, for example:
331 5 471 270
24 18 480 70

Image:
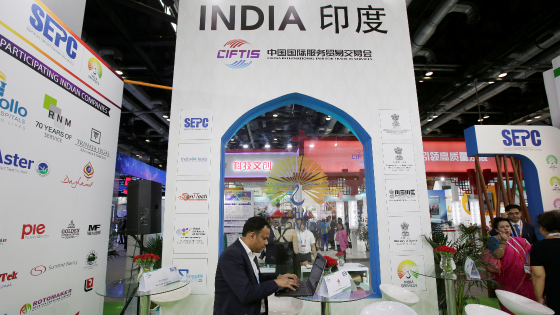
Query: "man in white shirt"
214 217 299 315
295 218 317 276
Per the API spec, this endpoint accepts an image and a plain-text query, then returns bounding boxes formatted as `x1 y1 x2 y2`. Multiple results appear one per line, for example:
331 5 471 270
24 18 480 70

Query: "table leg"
445 278 457 315
321 301 330 315
139 296 151 315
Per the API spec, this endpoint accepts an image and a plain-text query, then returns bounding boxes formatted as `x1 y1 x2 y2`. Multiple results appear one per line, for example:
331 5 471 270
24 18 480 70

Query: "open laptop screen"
307 253 327 292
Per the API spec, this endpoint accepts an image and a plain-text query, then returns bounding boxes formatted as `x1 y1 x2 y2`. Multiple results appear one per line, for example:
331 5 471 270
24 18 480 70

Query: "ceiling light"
274 138 277 140
166 118 170 121
163 115 169 118
145 139 150 143
335 143 338 146
526 119 532 122
441 177 445 181
425 71 433 76
271 130 276 132
326 116 331 120
116 70 123 75
432 115 438 118
310 144 315 148
287 144 293 149
427 118 433 122
488 81 495 84
159 164 163 167
138 155 143 158
243 144 249 149
534 116 541 119
264 144 271 148
273 114 278 117
483 115 490 119
419 80 424 82
498 73 507 78
230 139 235 142
478 118 484 122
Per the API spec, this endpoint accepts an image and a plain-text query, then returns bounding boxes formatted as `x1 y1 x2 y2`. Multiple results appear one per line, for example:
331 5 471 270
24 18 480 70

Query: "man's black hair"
537 210 560 233
505 204 521 212
242 216 271 237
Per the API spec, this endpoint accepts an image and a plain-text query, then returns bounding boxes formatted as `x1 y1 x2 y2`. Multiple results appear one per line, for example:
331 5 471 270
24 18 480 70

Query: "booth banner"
385 179 419 213
174 218 209 253
0 1 122 314
163 0 437 312
179 109 213 140
177 143 211 176
543 56 560 128
428 190 447 221
173 258 208 295
465 125 560 219
382 143 416 174
175 180 210 213
379 109 413 139
388 216 423 252
390 255 426 291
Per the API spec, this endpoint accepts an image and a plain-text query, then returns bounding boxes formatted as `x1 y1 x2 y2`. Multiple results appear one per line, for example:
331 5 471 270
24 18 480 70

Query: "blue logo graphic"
184 118 209 128
29 4 78 59
502 129 541 147
291 184 305 206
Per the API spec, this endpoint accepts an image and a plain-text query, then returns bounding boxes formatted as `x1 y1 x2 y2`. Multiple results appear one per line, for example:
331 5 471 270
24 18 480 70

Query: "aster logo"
217 39 260 69
87 58 103 85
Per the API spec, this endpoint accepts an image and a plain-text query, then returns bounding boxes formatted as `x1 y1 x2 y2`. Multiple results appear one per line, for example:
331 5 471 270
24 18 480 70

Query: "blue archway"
218 92 381 298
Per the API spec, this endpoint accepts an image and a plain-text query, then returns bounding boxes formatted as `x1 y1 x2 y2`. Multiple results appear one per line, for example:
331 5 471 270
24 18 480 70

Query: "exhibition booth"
3 1 560 315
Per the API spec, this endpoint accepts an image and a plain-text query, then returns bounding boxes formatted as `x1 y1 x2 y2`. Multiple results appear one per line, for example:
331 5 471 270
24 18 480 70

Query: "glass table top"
413 269 495 281
297 280 373 303
95 278 189 298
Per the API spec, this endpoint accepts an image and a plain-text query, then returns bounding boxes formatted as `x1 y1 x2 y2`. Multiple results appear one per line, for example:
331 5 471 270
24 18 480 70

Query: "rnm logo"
502 129 541 147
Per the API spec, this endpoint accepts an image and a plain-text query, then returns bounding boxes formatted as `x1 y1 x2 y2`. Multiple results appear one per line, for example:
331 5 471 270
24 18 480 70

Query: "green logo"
551 176 560 186
36 161 50 177
547 155 558 165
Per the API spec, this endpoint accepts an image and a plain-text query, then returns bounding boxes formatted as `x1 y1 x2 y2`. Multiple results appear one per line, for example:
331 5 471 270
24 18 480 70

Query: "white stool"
465 304 509 315
379 284 419 306
150 285 191 315
268 294 304 315
360 301 417 315
495 290 554 315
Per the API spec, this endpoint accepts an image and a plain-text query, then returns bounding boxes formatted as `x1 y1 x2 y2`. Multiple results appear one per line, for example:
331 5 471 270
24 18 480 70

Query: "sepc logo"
29 4 78 59
184 118 209 128
502 129 541 147
217 39 260 69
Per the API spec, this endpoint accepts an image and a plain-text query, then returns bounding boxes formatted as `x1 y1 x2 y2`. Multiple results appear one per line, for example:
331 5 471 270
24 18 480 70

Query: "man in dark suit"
490 204 538 244
214 217 299 315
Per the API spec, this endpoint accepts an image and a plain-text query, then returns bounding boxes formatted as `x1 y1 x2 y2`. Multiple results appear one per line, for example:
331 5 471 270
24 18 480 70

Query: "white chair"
360 301 417 315
379 284 420 306
495 290 554 315
150 285 191 315
268 294 304 315
465 304 509 315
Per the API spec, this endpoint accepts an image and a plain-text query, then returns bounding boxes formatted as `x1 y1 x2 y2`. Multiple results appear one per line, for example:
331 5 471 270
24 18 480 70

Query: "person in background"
320 219 330 251
335 222 348 261
295 218 317 277
328 216 336 250
275 217 299 274
487 217 535 314
531 210 560 313
490 204 538 244
214 216 299 315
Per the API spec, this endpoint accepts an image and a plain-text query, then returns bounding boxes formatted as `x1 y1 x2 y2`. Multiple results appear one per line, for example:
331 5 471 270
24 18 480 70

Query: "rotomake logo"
87 58 103 85
20 288 72 312
217 39 260 69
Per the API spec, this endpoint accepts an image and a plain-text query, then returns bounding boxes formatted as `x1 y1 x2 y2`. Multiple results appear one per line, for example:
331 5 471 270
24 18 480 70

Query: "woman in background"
487 217 535 314
531 210 560 313
334 222 348 261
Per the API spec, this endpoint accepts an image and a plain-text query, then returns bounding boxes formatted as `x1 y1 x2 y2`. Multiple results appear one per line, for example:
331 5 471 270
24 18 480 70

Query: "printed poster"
388 216 423 251
177 143 211 176
173 258 208 295
390 255 426 291
385 179 419 213
382 143 416 174
175 180 210 213
173 218 209 254
379 109 413 139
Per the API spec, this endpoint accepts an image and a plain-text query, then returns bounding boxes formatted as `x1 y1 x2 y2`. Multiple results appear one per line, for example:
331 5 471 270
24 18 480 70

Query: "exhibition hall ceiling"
81 0 560 169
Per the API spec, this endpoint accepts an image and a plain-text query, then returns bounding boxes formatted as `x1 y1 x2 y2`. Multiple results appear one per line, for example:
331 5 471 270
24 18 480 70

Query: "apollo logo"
217 39 260 69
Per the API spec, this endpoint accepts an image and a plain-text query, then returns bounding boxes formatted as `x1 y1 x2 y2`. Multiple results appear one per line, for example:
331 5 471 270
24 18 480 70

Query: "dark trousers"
321 234 329 251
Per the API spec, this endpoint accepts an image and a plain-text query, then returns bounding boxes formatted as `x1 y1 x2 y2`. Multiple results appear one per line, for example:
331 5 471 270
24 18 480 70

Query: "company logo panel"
0 270 18 291
0 70 28 130
75 128 110 160
35 94 73 144
20 288 72 313
61 162 94 188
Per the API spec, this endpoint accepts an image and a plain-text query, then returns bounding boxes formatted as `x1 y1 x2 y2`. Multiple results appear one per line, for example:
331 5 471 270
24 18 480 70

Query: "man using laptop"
214 216 299 315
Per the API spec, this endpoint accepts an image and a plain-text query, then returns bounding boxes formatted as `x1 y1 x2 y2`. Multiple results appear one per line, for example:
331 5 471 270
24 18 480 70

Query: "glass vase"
439 253 456 274
137 264 154 282
338 257 345 266
323 266 332 276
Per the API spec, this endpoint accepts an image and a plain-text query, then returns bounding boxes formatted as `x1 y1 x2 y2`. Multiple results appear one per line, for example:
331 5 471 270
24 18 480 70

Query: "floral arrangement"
133 254 161 269
434 246 457 254
324 255 338 268
335 252 345 257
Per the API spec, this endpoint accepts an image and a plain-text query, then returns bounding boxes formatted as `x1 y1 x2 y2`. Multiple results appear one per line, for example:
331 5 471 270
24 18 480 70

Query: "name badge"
260 298 265 313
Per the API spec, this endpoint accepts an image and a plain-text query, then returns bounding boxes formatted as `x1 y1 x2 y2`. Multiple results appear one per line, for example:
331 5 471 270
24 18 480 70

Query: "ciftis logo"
87 58 103 85
0 70 28 129
217 39 260 69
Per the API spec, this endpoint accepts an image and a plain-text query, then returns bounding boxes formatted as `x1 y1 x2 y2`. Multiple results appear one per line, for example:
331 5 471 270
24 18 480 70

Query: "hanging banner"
0 1 122 314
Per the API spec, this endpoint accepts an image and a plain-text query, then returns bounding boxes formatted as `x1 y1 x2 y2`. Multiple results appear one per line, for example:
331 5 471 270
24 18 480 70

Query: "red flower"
335 252 345 257
434 246 457 254
324 256 338 267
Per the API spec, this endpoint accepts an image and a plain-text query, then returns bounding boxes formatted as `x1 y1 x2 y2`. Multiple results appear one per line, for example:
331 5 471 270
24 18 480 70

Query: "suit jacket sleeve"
220 249 279 304
526 222 539 244
260 273 278 282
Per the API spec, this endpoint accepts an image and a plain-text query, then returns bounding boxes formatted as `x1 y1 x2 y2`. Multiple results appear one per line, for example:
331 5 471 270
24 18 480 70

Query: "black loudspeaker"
127 180 162 234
